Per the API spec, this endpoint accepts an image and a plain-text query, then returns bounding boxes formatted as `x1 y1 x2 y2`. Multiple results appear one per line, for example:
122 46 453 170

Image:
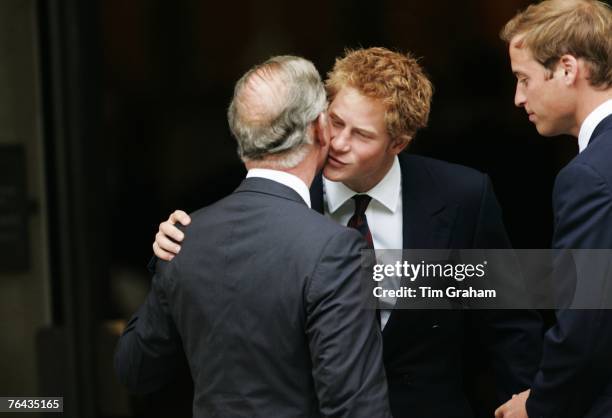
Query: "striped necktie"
347 194 381 326
347 194 374 249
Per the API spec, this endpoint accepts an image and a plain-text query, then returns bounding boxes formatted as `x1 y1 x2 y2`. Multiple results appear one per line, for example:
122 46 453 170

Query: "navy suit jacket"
311 153 543 418
115 177 391 418
527 114 612 418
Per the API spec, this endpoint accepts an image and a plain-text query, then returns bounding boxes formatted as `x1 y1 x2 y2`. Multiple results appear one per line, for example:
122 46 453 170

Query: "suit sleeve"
114 271 183 394
527 162 612 418
305 228 391 418
471 174 543 401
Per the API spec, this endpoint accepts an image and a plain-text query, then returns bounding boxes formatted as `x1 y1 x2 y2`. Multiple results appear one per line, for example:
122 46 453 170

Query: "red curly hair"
325 47 433 141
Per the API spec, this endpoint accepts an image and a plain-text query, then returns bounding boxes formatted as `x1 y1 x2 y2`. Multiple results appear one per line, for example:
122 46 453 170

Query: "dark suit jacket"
115 177 391 418
527 114 612 418
311 153 543 418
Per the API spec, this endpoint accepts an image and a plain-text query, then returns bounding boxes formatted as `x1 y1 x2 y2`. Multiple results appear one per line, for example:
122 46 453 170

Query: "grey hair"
227 55 327 168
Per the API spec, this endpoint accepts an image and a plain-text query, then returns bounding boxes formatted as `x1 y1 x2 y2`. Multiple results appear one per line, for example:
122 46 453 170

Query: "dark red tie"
347 194 381 325
347 194 374 249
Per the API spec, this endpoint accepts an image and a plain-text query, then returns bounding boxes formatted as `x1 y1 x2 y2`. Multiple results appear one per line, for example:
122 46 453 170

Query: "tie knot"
352 194 372 217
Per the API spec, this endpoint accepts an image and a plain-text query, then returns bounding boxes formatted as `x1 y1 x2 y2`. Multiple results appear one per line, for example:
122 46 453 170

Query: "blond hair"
501 0 611 88
325 47 433 141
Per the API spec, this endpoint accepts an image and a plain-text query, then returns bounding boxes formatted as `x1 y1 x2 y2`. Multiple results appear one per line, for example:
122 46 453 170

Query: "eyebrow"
329 111 377 137
329 111 343 122
354 127 376 138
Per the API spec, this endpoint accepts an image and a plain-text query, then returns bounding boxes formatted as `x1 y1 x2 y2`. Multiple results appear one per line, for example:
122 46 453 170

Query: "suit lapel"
399 154 457 249
306 156 459 340
387 155 458 340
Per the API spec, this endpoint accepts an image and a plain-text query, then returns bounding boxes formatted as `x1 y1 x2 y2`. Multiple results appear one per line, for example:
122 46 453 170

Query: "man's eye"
331 119 343 128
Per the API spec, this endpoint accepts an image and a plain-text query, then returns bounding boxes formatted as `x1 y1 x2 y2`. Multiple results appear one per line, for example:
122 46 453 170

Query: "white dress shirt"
578 99 612 153
323 156 403 329
247 168 312 208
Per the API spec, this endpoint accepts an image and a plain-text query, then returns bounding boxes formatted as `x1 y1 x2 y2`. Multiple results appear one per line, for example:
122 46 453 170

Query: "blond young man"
153 48 542 418
495 1 612 418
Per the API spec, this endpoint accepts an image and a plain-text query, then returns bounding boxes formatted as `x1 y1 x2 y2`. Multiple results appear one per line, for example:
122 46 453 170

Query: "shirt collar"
246 168 311 208
323 156 401 214
578 99 612 153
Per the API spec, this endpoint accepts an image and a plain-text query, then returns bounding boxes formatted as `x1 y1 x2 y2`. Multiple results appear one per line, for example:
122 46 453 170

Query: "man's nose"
514 86 526 108
331 128 350 152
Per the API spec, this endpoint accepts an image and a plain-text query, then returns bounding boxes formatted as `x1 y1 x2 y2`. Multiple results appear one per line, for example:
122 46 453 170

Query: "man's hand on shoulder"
153 210 191 260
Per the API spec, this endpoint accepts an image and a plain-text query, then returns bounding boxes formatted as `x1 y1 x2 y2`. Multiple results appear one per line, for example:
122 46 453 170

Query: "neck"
573 88 612 137
245 149 319 188
283 159 317 188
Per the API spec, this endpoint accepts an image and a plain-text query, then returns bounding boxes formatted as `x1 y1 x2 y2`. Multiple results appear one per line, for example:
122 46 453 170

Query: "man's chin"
535 124 560 138
322 166 344 182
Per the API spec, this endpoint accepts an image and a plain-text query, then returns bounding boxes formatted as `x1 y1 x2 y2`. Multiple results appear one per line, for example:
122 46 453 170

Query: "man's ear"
390 134 412 154
315 112 331 149
558 54 579 86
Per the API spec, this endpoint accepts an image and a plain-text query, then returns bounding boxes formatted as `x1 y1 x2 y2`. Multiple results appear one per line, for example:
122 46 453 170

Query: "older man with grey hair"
114 55 391 418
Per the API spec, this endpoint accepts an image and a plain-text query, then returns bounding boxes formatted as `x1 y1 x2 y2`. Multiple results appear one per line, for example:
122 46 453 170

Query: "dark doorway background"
97 0 576 272
36 0 586 416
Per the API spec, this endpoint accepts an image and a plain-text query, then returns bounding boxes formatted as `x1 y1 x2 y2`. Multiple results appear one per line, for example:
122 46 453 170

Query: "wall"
0 0 51 397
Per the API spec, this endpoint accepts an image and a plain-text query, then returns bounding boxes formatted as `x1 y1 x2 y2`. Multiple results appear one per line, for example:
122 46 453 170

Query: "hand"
494 389 530 418
152 210 191 260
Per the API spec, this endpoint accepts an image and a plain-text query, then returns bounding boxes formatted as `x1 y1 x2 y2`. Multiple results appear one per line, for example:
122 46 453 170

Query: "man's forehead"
509 43 533 67
329 99 379 123
509 34 537 61
329 86 382 111
509 33 526 49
